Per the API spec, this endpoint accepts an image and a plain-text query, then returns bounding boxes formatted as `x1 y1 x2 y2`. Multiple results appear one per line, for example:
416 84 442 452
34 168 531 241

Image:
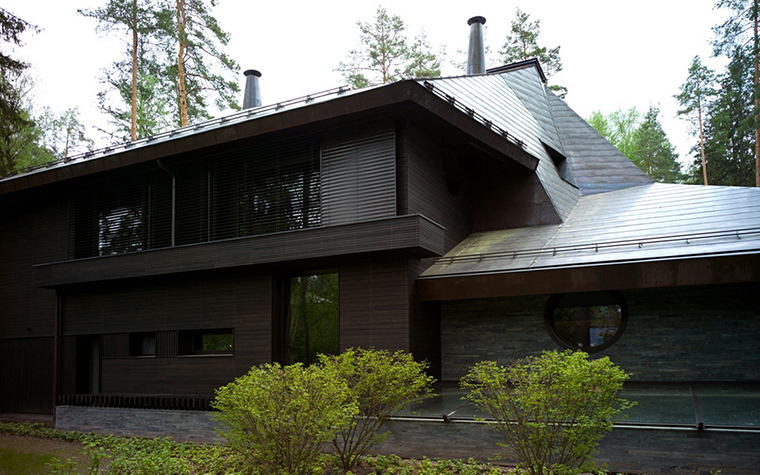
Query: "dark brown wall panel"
471 162 561 231
60 271 272 398
0 337 54 414
0 189 67 339
401 123 472 252
340 257 412 351
407 258 441 379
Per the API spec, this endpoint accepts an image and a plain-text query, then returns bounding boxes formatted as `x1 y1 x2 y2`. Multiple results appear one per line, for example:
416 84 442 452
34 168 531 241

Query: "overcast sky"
4 0 727 164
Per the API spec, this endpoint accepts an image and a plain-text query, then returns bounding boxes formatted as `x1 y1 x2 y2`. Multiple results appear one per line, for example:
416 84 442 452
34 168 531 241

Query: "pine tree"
713 0 760 186
675 56 716 185
0 7 40 176
697 48 756 186
161 0 240 128
337 6 442 89
80 0 162 141
631 107 684 183
499 8 565 96
37 107 94 160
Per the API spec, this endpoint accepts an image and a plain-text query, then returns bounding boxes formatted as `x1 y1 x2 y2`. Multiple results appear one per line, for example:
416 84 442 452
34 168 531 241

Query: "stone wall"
55 406 760 474
441 282 760 381
55 406 224 443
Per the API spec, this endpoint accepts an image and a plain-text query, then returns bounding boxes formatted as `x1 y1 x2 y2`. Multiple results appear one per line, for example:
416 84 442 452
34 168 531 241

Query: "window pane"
287 273 339 365
178 329 233 355
201 333 233 351
547 292 626 352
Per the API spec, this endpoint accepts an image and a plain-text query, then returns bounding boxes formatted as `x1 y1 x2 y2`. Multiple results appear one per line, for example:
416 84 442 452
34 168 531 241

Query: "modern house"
1 17 758 473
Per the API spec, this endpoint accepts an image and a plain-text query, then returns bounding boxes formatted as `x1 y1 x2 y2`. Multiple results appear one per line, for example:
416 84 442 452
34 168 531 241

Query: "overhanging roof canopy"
418 183 760 300
0 79 537 196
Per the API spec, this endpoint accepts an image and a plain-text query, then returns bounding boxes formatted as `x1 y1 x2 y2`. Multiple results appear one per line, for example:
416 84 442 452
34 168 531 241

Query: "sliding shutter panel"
321 124 396 226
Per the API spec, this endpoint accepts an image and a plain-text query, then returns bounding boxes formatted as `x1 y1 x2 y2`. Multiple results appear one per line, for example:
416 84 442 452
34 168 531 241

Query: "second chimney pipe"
242 69 262 109
466 16 486 75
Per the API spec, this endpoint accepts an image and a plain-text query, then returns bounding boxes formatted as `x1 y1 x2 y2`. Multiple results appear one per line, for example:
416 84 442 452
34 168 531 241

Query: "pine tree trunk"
176 0 189 128
754 1 760 187
698 97 708 186
130 0 138 141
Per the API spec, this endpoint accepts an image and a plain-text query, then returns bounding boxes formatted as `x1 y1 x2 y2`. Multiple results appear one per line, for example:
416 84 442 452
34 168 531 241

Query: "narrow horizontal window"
179 328 234 356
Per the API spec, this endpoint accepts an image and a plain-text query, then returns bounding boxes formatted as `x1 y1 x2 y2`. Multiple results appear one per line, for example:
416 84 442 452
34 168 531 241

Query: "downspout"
156 160 176 247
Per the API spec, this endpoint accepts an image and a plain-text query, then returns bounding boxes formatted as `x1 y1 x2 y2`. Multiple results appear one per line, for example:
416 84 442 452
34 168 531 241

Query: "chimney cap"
244 69 262 77
467 16 486 26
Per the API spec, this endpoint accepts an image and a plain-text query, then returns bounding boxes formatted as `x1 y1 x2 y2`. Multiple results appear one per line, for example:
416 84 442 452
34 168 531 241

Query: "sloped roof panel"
420 183 760 278
499 67 564 153
419 72 581 221
546 91 653 195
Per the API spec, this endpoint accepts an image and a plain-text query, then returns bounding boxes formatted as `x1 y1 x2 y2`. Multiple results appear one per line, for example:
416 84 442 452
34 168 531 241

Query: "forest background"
1 0 751 185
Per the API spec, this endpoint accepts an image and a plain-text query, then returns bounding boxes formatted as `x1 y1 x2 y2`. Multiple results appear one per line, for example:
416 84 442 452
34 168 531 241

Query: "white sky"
4 0 728 164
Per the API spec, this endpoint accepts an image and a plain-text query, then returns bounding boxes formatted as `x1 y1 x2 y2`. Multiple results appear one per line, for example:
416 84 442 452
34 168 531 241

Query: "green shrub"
212 361 357 475
319 348 435 472
461 350 634 475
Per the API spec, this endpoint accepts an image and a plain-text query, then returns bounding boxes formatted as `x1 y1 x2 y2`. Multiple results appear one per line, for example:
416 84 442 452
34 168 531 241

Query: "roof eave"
417 250 760 301
0 80 538 196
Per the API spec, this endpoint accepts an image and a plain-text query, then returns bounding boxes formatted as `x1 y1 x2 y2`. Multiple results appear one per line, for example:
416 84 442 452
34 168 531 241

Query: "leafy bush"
212 361 357 475
461 350 634 475
319 348 436 472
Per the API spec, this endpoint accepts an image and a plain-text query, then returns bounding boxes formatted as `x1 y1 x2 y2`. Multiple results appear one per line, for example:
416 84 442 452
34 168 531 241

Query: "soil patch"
0 434 88 475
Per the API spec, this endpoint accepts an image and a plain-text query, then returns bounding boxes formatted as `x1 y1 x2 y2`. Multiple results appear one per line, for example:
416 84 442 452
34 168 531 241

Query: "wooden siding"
338 255 441 379
0 337 54 414
339 258 412 351
37 215 444 288
0 189 67 339
407 258 441 379
58 271 272 398
321 122 396 226
400 122 472 251
471 161 560 231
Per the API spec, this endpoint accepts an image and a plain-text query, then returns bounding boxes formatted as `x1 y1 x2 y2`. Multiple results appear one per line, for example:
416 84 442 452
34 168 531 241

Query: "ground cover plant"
462 350 634 475
0 422 508 474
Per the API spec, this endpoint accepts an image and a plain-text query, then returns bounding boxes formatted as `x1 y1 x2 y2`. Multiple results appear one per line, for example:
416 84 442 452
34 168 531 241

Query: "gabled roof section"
546 90 653 195
418 183 760 299
418 68 581 222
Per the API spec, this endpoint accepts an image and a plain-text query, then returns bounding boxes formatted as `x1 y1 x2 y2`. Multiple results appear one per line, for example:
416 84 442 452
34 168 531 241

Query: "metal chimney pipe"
466 16 486 75
242 69 262 109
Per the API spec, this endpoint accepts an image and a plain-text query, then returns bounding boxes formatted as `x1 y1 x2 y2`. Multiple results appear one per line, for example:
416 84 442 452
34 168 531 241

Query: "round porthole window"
545 291 627 353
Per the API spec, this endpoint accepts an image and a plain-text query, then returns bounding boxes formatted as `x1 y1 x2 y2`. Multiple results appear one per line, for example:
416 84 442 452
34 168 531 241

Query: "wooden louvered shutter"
321 124 396 226
209 135 320 240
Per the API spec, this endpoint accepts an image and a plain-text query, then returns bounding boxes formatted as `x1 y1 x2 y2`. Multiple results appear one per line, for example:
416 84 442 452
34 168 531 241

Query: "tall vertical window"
285 272 339 365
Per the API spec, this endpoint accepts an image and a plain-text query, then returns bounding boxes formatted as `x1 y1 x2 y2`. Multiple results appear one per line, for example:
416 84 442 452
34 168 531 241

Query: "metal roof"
0 85 355 185
420 183 760 279
546 90 654 195
419 69 581 221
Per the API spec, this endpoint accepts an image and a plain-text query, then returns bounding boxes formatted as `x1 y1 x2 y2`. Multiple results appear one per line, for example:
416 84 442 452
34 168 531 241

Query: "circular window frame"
544 291 628 353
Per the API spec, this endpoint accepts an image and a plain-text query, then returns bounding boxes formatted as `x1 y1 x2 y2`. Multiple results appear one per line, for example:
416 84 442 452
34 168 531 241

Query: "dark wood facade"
0 81 539 414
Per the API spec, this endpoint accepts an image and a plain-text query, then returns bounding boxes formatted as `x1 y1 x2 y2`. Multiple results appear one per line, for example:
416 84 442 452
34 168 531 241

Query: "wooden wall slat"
59 271 272 399
0 337 54 414
401 123 472 252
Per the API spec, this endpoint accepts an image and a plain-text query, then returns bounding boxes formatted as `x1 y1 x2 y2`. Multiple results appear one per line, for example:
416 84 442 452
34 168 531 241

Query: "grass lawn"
0 434 88 475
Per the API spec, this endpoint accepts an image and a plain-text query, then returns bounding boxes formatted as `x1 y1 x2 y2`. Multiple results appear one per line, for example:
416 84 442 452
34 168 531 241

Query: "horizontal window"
178 328 234 356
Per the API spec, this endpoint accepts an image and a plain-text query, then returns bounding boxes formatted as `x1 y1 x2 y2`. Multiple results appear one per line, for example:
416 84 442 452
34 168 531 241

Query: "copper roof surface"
420 183 760 279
